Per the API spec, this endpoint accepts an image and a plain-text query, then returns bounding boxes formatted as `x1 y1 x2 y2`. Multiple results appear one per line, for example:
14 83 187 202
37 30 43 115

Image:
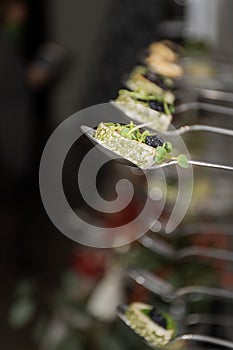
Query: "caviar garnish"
149 100 165 113
145 135 164 148
150 308 167 329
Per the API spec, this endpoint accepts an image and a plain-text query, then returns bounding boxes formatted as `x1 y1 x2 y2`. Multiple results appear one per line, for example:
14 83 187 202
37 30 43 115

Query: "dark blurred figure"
0 0 31 199
0 0 66 201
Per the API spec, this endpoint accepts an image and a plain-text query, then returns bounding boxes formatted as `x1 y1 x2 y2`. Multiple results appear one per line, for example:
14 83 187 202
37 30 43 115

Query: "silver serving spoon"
81 125 233 171
175 101 233 115
117 305 233 349
161 124 233 137
111 100 233 134
139 234 233 262
195 88 233 104
127 268 233 302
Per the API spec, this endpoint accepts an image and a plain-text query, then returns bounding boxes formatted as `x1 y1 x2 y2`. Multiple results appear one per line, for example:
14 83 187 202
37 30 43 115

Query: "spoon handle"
189 160 233 171
163 124 233 136
150 160 233 171
175 102 233 116
178 334 233 349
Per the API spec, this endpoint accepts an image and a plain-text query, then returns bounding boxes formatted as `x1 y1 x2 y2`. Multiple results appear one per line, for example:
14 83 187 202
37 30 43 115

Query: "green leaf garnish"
121 127 132 138
119 89 166 103
141 308 151 316
163 101 170 115
164 141 172 153
161 312 177 335
168 104 175 114
177 154 189 168
154 146 170 164
140 130 150 143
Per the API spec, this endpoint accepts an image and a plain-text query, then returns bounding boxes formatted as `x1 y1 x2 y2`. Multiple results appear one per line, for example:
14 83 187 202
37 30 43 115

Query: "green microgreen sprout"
105 122 153 142
154 142 189 168
163 101 170 115
118 89 175 115
119 89 164 103
176 154 189 168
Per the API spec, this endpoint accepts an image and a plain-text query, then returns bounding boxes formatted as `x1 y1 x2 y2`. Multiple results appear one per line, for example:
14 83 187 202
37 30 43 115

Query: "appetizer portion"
125 66 175 99
116 40 184 132
94 122 188 169
125 302 176 346
148 40 182 62
146 40 184 79
95 122 164 169
146 58 183 79
114 89 173 132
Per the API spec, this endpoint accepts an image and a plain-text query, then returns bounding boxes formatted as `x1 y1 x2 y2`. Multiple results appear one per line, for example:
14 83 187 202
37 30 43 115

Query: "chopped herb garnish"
141 307 177 334
177 154 189 168
119 89 165 103
164 141 172 153
117 89 175 115
141 308 151 316
154 146 169 163
103 122 151 143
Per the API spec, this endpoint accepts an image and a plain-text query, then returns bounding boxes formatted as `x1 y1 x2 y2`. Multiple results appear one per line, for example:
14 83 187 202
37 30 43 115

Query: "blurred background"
0 0 233 349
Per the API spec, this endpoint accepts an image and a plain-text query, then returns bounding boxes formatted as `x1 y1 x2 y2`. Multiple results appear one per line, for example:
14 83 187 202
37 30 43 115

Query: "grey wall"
48 0 111 125
217 0 233 59
184 0 233 60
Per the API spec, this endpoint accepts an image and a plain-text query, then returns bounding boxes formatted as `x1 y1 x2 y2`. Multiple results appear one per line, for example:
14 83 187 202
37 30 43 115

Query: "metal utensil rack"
116 57 233 349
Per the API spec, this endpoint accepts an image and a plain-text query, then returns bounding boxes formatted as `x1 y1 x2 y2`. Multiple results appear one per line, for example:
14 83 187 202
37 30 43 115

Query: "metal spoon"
139 234 233 262
117 304 233 349
127 268 233 301
81 125 233 172
162 124 233 137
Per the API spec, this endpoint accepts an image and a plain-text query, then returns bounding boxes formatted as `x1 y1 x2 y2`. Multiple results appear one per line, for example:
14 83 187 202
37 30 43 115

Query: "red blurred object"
190 225 233 288
104 201 140 228
127 282 150 304
191 227 229 250
71 248 107 280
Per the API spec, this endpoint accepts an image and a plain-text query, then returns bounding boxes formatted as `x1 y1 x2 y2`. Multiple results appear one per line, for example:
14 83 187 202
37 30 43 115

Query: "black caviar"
145 135 164 148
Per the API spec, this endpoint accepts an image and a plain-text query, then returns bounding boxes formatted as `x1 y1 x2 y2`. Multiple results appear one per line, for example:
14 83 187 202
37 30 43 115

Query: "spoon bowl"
117 304 233 349
81 125 145 168
81 125 233 172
